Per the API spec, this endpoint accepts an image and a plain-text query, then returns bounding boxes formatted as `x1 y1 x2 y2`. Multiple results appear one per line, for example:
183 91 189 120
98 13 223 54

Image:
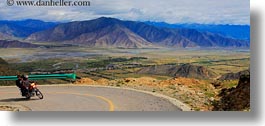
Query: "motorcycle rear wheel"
25 94 31 100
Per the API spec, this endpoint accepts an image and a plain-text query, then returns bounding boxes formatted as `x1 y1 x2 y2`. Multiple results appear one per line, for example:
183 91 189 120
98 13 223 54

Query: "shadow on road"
0 98 39 102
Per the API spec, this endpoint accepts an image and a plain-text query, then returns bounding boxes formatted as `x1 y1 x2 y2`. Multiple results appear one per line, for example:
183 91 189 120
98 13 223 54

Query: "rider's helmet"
22 75 29 80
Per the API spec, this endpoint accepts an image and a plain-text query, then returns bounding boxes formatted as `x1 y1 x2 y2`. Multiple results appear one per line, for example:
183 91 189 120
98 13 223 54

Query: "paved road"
0 85 181 111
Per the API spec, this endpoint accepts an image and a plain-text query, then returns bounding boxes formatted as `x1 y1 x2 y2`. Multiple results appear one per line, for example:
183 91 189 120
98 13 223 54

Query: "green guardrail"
0 73 76 81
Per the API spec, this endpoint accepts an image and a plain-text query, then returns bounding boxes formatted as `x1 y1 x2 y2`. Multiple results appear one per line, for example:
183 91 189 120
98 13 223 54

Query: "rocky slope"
213 74 250 111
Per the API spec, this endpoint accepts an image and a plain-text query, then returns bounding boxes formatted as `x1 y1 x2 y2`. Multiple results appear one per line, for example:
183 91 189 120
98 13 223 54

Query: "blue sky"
0 0 250 25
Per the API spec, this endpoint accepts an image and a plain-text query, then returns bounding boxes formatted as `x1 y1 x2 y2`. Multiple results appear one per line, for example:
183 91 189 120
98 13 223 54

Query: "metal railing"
0 73 76 81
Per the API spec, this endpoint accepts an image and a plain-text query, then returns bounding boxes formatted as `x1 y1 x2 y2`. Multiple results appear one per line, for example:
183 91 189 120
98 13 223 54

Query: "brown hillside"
218 69 250 81
137 64 217 79
174 64 217 79
0 40 38 48
137 65 175 76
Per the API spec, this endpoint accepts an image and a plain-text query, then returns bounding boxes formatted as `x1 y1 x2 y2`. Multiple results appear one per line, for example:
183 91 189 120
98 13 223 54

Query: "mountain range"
0 17 250 48
0 19 58 39
145 22 250 41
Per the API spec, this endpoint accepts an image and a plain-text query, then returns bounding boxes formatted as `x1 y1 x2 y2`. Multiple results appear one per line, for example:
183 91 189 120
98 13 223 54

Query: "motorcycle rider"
22 75 31 93
16 75 27 96
16 75 23 88
15 74 43 99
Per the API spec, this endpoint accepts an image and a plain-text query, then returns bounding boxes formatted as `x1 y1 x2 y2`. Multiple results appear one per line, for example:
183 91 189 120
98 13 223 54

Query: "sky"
0 0 250 25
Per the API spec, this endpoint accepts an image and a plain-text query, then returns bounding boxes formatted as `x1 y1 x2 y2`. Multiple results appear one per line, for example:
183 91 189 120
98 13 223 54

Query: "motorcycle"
21 82 44 100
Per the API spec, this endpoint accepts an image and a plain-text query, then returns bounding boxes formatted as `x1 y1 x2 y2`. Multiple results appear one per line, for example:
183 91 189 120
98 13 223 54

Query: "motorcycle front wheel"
36 90 44 99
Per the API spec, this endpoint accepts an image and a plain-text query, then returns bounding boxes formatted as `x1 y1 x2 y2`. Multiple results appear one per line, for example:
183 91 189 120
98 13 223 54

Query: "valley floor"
0 47 250 111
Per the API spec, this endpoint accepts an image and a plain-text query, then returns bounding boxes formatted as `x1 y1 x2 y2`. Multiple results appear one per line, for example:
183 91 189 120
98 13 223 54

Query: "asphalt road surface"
0 85 182 111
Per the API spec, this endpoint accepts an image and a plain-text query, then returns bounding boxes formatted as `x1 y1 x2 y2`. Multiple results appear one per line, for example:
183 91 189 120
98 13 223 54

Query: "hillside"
0 57 20 85
0 40 39 48
0 32 13 40
0 58 8 65
137 64 217 79
0 57 19 76
27 17 249 48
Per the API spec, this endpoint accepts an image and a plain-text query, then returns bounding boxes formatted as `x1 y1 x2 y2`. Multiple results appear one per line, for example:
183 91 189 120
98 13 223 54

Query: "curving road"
0 85 184 111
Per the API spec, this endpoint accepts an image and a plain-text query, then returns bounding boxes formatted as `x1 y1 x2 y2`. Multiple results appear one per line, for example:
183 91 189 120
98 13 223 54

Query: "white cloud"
0 0 250 24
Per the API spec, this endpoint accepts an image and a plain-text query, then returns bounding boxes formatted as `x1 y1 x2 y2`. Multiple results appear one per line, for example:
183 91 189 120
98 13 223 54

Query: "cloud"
0 0 250 24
